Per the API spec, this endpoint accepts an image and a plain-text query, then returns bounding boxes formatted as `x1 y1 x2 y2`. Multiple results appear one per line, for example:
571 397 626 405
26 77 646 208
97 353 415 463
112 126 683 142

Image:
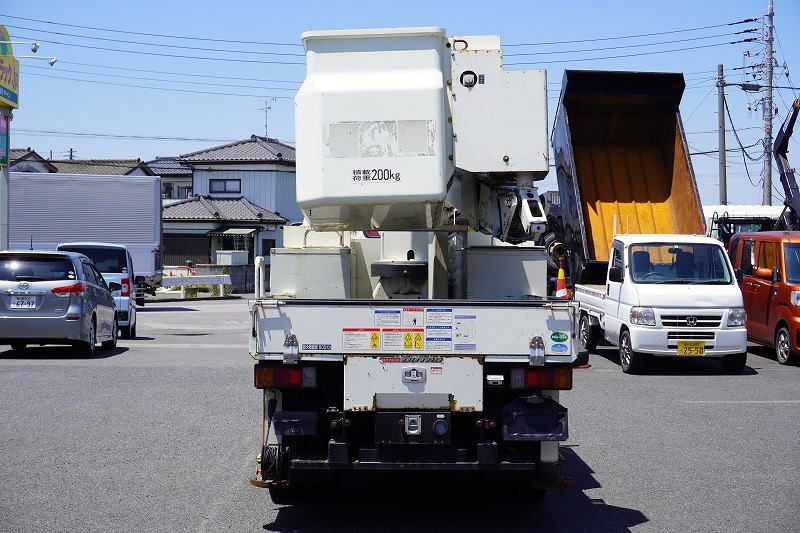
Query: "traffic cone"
555 257 568 299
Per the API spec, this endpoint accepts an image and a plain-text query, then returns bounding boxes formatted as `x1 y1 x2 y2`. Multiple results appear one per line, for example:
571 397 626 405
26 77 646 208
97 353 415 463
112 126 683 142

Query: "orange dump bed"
553 70 705 283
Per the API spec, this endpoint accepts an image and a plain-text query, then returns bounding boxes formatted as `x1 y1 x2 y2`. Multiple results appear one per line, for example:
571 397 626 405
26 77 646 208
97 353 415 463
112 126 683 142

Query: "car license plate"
10 295 37 309
677 340 705 356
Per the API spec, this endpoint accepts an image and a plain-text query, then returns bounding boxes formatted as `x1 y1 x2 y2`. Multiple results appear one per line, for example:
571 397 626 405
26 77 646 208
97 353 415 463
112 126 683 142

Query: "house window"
209 179 241 193
163 182 174 198
262 239 276 256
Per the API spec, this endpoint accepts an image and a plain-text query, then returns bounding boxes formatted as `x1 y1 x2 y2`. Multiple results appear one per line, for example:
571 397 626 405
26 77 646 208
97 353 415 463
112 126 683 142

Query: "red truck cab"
728 231 800 364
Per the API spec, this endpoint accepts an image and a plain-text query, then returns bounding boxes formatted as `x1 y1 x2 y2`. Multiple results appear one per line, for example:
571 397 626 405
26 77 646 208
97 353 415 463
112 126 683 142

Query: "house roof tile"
162 195 287 223
180 135 295 164
143 156 192 176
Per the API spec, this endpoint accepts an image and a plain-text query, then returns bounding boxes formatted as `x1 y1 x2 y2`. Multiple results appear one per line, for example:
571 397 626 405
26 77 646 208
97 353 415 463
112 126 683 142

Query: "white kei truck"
575 234 748 374
248 27 577 502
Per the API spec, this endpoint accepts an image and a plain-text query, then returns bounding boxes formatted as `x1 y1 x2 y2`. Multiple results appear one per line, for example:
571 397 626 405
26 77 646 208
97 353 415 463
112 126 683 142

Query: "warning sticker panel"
374 309 401 327
343 328 381 350
382 328 424 351
426 308 453 325
402 307 424 327
425 325 453 351
454 314 477 350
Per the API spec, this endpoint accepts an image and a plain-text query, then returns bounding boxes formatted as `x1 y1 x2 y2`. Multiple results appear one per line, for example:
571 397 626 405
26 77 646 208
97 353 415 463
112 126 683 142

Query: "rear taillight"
254 364 317 389
51 282 85 297
510 366 572 390
121 277 131 297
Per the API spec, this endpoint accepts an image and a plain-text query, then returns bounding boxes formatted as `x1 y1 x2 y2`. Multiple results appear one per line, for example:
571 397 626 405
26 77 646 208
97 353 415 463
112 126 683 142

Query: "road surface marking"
685 400 800 404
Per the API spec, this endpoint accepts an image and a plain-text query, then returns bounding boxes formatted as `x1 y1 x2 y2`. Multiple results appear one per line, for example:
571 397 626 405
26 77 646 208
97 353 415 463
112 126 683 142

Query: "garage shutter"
163 234 209 266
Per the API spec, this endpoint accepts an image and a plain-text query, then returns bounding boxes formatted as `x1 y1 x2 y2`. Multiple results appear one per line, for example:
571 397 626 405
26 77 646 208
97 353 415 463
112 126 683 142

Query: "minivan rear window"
0 256 76 281
59 246 127 274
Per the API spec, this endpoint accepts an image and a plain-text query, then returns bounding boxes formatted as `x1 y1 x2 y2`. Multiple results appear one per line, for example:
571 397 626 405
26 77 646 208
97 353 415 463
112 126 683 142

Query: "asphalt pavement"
1 299 798 532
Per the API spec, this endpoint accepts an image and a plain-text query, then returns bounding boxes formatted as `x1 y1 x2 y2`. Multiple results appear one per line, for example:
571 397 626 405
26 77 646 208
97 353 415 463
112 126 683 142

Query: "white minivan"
575 234 748 374
57 242 138 338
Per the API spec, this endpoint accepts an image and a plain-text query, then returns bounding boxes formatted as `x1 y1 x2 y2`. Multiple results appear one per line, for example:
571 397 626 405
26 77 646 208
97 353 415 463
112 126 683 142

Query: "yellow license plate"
677 341 705 356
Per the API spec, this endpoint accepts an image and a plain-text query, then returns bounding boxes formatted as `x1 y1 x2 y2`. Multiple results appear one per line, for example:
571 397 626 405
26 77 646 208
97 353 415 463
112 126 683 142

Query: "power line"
0 12 303 47
724 95 763 161
13 128 240 142
687 126 761 134
21 71 294 98
4 23 306 56
505 30 753 57
10 34 306 65
690 140 761 155
57 61 301 84
504 18 758 46
723 95 762 187
506 40 755 66
22 65 299 91
683 86 715 124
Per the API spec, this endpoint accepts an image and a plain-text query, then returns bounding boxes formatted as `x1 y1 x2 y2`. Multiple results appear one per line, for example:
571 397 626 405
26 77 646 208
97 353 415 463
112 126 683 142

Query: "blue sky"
4 0 799 205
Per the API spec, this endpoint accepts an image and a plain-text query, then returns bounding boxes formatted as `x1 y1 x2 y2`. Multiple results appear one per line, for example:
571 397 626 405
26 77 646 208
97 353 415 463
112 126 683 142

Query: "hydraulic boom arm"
774 98 800 230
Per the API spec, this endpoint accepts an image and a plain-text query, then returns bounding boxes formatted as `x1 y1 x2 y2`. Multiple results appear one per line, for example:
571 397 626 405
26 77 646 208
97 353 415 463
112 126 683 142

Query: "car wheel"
619 329 645 374
579 313 598 353
102 316 118 350
774 326 796 365
75 318 97 358
136 297 145 307
721 352 747 374
10 343 26 351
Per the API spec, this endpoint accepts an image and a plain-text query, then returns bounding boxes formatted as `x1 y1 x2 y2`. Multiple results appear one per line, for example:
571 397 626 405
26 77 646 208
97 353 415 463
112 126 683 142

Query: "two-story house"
161 135 299 266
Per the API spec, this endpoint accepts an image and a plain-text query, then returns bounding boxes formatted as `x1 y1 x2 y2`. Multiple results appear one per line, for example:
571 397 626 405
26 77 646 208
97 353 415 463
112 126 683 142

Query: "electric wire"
683 87 715 124
56 61 302 84
504 18 758 46
723 95 762 187
13 128 240 142
21 71 294 98
505 30 753 57
724 95 764 161
506 40 755 66
0 13 303 46
10 34 306 65
4 24 305 56
22 65 299 91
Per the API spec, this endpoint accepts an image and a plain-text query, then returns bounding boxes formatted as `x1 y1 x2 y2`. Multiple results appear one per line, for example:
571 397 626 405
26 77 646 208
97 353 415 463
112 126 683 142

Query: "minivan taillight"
121 277 131 297
51 282 85 296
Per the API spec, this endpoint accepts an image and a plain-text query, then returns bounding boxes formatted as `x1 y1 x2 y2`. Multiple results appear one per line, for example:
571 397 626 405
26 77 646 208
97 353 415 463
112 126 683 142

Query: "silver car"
0 251 118 356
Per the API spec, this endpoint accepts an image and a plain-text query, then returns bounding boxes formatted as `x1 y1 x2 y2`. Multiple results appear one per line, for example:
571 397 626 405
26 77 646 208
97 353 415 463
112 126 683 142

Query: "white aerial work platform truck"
248 27 578 501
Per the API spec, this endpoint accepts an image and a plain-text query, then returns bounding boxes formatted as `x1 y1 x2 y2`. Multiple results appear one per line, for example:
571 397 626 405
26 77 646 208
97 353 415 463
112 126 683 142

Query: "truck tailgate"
250 299 577 363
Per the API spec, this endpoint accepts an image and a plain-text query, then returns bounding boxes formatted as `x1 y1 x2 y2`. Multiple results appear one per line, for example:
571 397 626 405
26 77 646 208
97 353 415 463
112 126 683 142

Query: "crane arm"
774 98 800 230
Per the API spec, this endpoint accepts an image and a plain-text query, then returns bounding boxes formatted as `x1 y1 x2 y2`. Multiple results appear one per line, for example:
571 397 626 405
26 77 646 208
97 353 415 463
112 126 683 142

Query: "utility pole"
717 64 727 205
68 148 74 160
762 0 774 205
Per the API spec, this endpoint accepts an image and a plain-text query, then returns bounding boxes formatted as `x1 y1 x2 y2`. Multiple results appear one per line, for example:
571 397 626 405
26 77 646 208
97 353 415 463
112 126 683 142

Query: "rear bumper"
629 326 747 357
0 314 85 343
114 296 133 326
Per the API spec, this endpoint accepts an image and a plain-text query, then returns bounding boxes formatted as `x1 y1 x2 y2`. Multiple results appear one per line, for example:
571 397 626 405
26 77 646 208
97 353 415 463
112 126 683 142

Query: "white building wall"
193 169 302 223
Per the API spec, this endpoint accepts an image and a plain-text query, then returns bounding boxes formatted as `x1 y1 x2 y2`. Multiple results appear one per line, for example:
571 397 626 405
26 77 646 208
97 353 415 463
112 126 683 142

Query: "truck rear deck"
553 71 705 283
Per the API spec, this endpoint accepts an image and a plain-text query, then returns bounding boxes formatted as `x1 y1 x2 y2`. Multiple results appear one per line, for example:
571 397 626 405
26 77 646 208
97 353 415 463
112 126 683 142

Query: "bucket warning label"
402 307 424 327
382 328 424 351
343 328 380 350
426 308 453 325
374 309 401 326
425 325 452 351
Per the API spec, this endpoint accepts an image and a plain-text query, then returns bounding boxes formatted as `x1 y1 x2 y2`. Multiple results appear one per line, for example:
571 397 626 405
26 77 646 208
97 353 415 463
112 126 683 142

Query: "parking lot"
1 298 797 533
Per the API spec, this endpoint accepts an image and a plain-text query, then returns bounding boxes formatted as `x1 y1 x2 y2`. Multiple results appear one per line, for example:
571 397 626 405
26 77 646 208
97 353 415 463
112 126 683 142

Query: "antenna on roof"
259 98 277 138
29 235 33 251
